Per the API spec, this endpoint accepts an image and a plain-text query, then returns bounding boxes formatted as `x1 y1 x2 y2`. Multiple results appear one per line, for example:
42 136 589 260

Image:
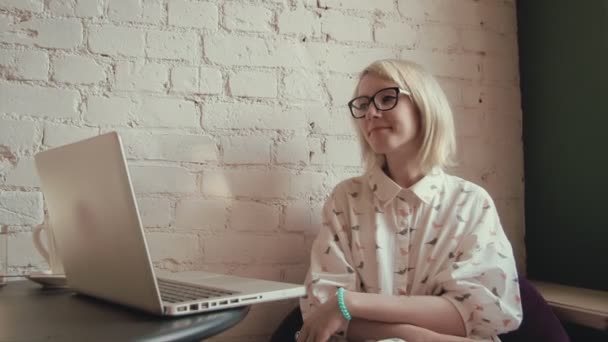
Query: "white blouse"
300 166 523 341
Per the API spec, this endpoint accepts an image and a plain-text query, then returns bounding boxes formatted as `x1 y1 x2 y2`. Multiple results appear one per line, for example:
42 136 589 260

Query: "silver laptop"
34 132 305 316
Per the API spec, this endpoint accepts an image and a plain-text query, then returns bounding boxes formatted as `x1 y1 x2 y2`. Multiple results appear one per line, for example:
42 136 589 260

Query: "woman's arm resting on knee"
346 292 467 337
348 319 475 342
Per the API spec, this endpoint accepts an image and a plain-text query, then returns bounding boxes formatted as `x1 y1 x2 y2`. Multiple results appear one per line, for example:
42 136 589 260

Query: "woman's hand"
298 293 347 342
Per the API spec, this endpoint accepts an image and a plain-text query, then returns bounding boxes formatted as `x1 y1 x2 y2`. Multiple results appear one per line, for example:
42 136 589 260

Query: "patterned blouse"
300 166 523 341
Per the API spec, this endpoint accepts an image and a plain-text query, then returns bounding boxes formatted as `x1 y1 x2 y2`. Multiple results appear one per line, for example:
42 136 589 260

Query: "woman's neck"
384 155 424 189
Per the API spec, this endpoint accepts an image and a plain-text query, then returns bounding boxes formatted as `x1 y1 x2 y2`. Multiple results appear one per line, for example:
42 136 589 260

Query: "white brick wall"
115 61 169 92
223 3 273 33
0 1 523 340
88 25 145 57
175 198 227 230
230 201 280 231
168 0 218 30
52 55 106 84
229 70 277 98
0 48 49 81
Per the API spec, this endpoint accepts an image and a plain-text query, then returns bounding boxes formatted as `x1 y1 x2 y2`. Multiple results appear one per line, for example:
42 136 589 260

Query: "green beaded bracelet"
337 287 352 321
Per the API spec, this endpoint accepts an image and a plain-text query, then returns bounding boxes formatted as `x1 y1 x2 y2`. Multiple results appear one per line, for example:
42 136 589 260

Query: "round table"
0 280 249 342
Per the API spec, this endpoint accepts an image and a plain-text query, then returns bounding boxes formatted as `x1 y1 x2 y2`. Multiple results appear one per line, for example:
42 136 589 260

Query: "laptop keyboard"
157 278 236 303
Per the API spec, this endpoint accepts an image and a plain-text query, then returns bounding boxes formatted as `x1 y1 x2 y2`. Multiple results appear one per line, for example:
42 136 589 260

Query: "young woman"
298 59 522 342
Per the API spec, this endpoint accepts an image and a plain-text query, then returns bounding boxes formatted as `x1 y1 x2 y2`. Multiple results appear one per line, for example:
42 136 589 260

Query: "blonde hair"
352 59 456 173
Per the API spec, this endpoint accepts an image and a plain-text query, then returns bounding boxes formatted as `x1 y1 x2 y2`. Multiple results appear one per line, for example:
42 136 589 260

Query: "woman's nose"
365 104 381 120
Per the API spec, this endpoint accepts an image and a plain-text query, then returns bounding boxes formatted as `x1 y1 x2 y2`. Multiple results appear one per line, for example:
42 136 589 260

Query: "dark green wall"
518 0 608 291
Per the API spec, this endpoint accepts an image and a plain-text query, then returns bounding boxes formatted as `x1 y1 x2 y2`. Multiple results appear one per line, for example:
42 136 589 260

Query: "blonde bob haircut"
353 59 456 174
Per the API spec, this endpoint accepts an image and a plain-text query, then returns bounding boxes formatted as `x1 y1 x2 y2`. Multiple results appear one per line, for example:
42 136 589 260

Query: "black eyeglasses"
347 87 411 119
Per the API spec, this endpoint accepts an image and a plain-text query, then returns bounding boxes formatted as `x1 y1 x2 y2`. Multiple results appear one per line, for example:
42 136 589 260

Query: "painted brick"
7 231 46 269
52 55 106 84
229 70 277 98
168 0 218 29
312 137 362 166
278 8 320 37
398 0 481 27
319 0 394 11
436 78 463 107
88 25 145 57
401 50 481 80
118 130 218 162
171 66 198 93
199 67 223 94
284 201 323 233
478 0 517 34
460 29 516 56
222 136 271 165
0 0 43 12
0 18 82 49
48 0 74 16
146 30 199 61
85 95 138 125
0 191 43 225
283 69 323 100
374 21 417 47
322 12 372 42
224 3 272 32
202 103 307 131
0 14 10 31
276 137 320 165
204 35 269 66
129 165 197 193
308 107 358 136
114 61 169 92
5 157 40 187
230 201 279 231
325 74 357 107
203 233 306 264
0 48 48 81
108 0 162 24
136 197 172 227
305 43 397 73
175 198 227 230
108 0 141 21
418 24 460 51
75 0 102 17
146 232 200 262
453 107 484 138
0 119 37 152
205 35 311 68
43 124 98 147
462 85 521 114
138 97 199 128
482 56 519 83
202 170 325 199
0 83 79 119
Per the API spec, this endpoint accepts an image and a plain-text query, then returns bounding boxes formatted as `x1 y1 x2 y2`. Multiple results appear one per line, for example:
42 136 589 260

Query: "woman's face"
354 73 421 158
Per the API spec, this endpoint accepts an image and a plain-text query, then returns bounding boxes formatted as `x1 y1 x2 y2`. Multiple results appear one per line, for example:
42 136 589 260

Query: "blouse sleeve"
300 187 359 324
433 189 523 339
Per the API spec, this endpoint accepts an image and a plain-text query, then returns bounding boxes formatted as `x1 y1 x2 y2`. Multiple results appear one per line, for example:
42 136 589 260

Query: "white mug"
32 222 64 275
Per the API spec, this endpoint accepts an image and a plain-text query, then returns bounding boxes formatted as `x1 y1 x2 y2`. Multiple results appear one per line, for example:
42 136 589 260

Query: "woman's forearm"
348 319 475 342
345 291 467 337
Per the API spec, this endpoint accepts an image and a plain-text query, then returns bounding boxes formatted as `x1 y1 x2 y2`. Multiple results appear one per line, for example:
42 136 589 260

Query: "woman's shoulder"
329 174 367 198
442 172 494 203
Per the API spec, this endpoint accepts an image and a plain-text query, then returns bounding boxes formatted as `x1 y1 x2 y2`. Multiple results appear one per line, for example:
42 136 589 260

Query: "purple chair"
499 277 570 342
270 277 571 342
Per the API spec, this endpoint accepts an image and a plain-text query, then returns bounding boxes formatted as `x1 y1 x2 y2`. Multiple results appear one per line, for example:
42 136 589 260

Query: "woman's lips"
368 127 391 136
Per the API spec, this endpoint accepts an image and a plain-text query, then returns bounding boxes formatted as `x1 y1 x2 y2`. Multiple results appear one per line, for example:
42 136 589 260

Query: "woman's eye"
357 102 369 110
381 96 396 104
